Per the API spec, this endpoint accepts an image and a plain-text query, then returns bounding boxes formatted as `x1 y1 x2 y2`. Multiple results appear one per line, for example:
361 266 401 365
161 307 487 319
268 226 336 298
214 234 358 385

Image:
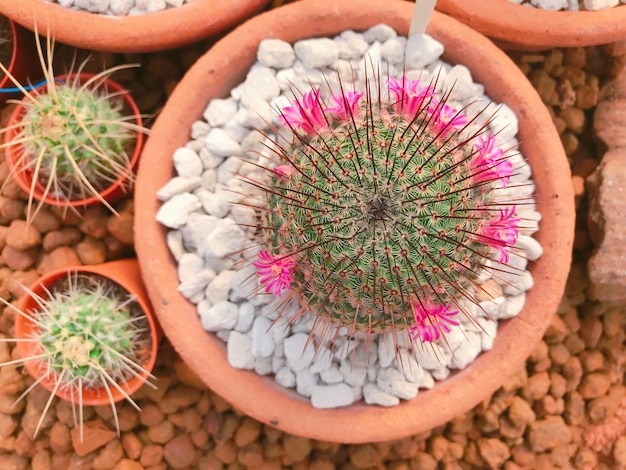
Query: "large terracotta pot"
0 0 269 53
15 259 160 406
134 0 575 443
4 72 144 211
437 0 626 49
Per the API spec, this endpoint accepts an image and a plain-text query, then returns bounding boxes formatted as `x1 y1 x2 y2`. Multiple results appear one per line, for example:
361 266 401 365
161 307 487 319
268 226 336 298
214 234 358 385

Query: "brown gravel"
0 5 625 469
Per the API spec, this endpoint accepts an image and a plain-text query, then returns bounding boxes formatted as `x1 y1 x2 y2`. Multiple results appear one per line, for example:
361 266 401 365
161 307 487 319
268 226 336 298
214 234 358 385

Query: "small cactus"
247 74 522 352
0 272 153 441
35 278 147 388
19 79 133 199
0 34 145 224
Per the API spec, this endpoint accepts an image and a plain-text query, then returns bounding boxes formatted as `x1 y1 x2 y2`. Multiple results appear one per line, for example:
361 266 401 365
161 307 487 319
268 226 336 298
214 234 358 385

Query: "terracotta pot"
437 0 626 49
15 259 160 406
4 72 144 210
134 0 575 443
0 0 269 53
0 17 39 104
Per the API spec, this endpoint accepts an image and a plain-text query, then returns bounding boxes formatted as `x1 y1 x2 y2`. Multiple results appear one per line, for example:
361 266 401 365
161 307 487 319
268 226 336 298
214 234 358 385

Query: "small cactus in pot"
0 259 158 441
248 73 523 353
0 36 146 224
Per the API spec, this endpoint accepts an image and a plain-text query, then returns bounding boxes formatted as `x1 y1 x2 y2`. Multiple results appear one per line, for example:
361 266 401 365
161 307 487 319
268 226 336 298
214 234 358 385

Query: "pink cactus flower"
471 134 513 188
429 100 469 136
388 77 436 119
253 250 296 297
409 300 460 343
478 206 521 264
278 88 326 135
273 165 296 181
325 90 364 121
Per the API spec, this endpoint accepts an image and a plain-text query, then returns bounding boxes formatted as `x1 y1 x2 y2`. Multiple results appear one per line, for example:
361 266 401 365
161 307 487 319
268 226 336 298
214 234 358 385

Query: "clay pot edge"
0 0 270 53
437 0 626 48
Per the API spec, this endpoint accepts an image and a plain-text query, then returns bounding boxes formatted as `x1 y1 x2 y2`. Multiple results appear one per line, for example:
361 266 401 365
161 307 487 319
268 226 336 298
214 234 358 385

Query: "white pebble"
227 331 255 369
405 34 444 69
334 30 369 60
294 38 340 69
583 0 618 8
109 0 133 15
296 369 318 397
320 365 343 384
240 66 281 107
200 300 239 332
363 24 397 43
284 333 316 372
503 270 534 296
275 367 296 388
205 128 242 157
516 235 543 261
530 0 567 9
203 219 246 258
180 213 218 253
506 292 526 318
311 383 355 409
173 147 203 178
156 192 200 229
450 333 482 369
377 367 419 400
203 98 238 127
156 176 202 201
234 301 256 333
380 38 405 65
251 316 275 358
257 39 296 69
205 270 235 305
339 361 367 387
363 383 400 407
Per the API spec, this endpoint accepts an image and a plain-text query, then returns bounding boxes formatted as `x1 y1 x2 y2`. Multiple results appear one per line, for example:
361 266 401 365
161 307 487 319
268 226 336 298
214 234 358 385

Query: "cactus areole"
251 76 521 345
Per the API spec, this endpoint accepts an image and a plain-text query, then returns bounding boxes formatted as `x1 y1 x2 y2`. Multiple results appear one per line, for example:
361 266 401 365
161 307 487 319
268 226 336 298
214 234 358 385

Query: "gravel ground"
0 2 625 468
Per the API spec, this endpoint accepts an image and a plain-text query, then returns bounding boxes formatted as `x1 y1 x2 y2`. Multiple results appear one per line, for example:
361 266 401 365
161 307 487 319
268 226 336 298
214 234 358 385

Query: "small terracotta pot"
437 0 626 49
4 72 144 210
15 259 160 406
0 0 269 53
134 0 575 443
0 17 39 104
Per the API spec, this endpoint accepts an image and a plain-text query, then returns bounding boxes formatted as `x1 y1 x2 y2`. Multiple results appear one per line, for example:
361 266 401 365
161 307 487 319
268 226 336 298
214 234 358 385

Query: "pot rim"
14 259 159 406
0 0 269 53
3 71 144 209
436 0 626 48
134 0 575 443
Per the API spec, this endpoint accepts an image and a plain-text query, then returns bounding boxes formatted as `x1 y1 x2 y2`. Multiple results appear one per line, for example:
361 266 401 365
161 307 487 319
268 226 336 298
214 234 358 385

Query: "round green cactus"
33 274 148 389
20 79 134 200
251 76 520 344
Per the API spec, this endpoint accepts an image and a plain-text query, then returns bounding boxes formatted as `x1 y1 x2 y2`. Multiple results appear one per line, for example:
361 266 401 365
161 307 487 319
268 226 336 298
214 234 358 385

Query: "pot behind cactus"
0 259 159 441
0 44 146 224
436 0 626 49
0 0 270 53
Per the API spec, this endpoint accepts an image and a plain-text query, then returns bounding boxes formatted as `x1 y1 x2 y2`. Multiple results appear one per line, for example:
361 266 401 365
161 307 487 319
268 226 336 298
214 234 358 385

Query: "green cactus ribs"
248 73 519 345
21 81 134 200
265 108 491 332
33 273 151 389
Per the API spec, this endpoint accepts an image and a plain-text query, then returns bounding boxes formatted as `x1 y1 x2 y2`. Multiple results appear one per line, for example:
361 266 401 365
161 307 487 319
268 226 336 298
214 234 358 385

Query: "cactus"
35 277 148 388
248 74 521 350
0 272 153 441
19 79 133 199
0 33 145 223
